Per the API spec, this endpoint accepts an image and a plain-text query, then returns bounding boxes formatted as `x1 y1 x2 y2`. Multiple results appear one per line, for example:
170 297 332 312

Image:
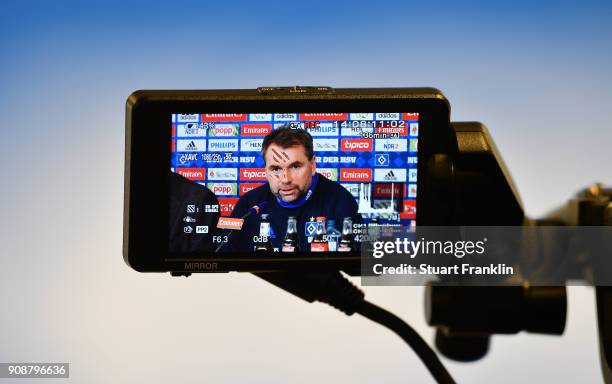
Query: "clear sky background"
1 1 611 383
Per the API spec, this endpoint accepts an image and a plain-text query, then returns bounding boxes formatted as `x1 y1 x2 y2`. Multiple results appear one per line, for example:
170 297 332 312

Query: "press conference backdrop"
170 113 418 224
1 1 611 383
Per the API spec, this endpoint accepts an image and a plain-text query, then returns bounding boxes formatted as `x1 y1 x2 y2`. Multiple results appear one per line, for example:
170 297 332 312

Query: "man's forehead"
265 144 308 163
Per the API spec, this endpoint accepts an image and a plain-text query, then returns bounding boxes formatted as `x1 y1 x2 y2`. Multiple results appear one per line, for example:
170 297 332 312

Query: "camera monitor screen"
170 112 419 255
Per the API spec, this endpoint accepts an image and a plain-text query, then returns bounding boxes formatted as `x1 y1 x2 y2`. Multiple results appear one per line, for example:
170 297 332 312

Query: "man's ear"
311 156 316 175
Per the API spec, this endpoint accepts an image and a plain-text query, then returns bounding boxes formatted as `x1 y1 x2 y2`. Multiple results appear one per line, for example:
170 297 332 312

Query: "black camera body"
124 86 453 274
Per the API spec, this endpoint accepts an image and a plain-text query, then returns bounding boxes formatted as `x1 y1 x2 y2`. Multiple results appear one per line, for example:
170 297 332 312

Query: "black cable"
256 272 456 384
354 300 456 384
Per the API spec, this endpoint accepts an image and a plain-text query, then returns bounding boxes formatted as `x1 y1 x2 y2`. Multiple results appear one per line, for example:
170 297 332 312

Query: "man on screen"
225 127 361 252
170 171 220 253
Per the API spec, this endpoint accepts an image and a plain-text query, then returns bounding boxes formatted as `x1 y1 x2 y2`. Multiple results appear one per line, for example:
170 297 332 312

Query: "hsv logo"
240 168 267 181
401 200 417 219
339 168 372 182
218 198 239 217
402 113 419 121
375 153 389 167
299 113 347 120
201 114 247 122
241 124 272 136
207 183 237 196
341 138 373 152
176 168 206 181
240 183 265 195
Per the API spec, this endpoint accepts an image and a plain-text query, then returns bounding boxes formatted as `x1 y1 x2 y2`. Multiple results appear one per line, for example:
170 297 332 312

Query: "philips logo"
409 169 417 182
208 139 239 152
306 123 339 136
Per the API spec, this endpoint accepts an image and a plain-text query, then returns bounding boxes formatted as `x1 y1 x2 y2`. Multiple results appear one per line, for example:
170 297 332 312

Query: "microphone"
241 201 270 219
215 201 270 252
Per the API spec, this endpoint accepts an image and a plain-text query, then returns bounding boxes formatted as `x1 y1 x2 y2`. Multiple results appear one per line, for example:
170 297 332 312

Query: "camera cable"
256 271 456 384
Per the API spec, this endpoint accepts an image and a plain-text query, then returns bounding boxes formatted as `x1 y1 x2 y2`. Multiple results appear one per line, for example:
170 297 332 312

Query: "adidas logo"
384 170 396 180
186 141 198 150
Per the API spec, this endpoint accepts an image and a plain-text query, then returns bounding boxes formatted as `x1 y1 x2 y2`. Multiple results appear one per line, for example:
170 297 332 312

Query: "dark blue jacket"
225 175 360 252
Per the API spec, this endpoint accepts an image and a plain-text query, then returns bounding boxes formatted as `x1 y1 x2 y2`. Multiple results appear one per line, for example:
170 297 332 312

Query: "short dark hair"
261 126 314 163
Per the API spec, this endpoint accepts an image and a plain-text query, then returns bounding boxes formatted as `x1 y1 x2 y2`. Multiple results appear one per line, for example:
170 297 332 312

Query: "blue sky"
1 1 611 382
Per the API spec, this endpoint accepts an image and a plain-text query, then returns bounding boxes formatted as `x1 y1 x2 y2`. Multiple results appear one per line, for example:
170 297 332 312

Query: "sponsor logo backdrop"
171 113 419 221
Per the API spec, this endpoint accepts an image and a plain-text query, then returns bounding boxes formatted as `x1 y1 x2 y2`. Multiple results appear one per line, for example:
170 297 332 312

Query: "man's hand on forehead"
271 147 290 164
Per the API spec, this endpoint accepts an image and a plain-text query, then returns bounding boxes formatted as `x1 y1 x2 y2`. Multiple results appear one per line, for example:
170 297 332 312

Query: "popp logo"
208 183 237 196
341 138 372 152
